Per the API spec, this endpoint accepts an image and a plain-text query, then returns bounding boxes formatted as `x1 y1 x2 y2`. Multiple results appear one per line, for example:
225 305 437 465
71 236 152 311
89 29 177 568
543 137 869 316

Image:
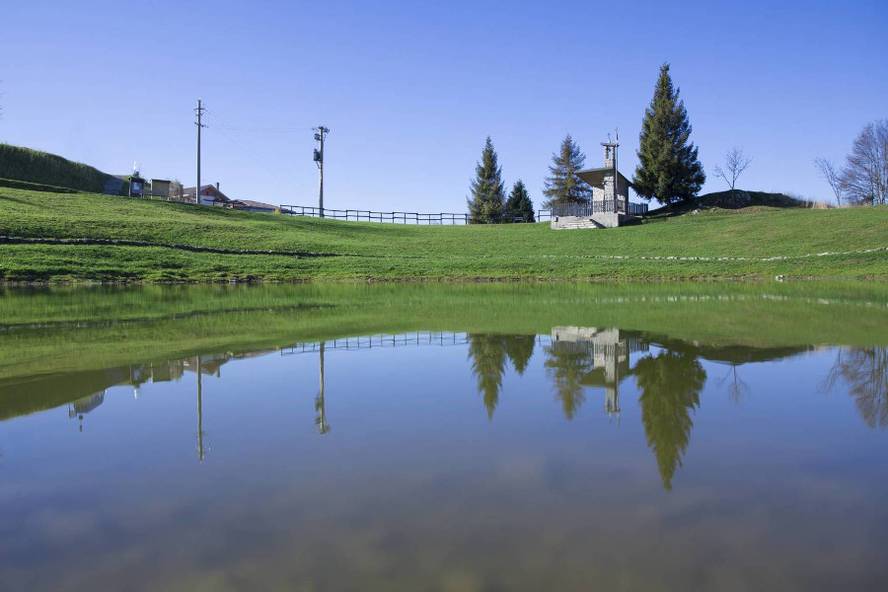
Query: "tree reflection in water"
544 343 593 420
634 351 706 490
828 347 888 429
467 334 536 419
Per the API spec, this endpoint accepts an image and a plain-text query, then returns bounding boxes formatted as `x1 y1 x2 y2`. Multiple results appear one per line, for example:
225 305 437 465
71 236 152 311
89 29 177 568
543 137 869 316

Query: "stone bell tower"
601 138 620 212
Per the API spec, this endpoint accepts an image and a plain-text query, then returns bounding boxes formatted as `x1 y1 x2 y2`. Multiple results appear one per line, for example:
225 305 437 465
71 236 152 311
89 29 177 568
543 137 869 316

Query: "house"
180 183 277 213
150 179 171 198
182 182 231 206
228 199 278 214
550 139 648 229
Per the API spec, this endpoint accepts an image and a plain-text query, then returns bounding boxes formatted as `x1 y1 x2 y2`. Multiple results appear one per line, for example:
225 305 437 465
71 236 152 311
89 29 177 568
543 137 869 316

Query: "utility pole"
313 126 329 217
196 354 205 462
315 342 330 434
195 99 207 204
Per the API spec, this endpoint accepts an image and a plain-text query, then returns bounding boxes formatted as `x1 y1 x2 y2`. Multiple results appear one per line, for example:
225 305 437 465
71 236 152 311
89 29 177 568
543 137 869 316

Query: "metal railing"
550 200 648 218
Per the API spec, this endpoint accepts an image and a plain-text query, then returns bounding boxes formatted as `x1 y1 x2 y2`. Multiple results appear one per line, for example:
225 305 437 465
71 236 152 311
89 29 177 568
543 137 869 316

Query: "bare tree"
826 347 888 429
718 363 749 403
814 157 844 206
840 120 888 206
713 147 752 194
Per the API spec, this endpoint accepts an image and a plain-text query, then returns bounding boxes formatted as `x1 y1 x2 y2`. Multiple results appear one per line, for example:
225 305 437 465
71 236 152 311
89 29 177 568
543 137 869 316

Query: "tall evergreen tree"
542 134 592 208
633 63 705 205
467 137 505 223
504 180 535 223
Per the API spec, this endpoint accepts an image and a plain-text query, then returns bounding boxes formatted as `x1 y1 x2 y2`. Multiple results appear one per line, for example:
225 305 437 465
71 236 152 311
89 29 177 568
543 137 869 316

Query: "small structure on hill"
229 199 278 214
150 179 171 198
128 171 146 198
551 137 647 229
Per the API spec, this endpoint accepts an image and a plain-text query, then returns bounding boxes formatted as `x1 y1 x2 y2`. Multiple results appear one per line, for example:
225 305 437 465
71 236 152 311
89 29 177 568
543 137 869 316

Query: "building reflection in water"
68 391 106 432
546 327 649 420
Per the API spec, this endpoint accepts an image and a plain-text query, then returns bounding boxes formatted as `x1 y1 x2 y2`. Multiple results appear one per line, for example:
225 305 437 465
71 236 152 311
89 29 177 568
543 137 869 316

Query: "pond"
1 283 886 591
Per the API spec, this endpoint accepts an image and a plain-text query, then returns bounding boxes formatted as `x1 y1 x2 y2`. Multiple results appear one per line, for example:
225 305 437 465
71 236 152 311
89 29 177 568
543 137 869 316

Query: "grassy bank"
1 185 887 282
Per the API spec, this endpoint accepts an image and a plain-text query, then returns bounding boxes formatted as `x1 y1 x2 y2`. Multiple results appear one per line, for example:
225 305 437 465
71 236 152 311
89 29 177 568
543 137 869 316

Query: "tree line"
467 63 707 223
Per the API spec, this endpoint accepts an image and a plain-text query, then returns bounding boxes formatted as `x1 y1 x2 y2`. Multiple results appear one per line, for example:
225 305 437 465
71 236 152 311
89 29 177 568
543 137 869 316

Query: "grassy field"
1 184 887 282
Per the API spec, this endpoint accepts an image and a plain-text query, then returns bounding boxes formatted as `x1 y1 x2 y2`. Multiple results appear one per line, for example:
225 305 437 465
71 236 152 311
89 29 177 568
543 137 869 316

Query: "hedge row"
0 144 124 194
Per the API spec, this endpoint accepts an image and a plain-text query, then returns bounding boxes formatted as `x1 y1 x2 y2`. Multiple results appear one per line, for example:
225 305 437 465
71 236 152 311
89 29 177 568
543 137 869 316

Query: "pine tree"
504 180 535 223
633 63 705 205
467 137 505 224
542 134 592 209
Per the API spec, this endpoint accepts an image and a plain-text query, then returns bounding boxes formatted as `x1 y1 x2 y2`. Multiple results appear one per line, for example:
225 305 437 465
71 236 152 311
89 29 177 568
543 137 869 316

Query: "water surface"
1 284 886 591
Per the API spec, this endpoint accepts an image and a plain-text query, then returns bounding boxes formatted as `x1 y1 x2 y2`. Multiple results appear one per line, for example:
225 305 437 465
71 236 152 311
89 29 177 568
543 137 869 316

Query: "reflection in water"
719 363 749 403
316 343 330 434
68 391 105 432
545 327 647 420
4 330 886 493
467 334 536 418
634 351 706 490
196 355 205 461
829 347 888 428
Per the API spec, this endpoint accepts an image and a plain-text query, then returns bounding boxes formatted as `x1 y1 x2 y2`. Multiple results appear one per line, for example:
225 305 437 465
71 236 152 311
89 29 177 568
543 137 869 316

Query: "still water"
0 284 886 591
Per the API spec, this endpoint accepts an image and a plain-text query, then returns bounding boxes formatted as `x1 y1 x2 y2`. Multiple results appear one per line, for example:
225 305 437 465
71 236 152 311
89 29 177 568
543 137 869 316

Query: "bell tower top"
601 133 619 169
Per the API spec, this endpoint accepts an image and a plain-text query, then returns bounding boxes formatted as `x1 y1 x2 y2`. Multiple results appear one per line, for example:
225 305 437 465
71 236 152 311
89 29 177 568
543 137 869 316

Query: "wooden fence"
280 205 470 225
280 203 648 225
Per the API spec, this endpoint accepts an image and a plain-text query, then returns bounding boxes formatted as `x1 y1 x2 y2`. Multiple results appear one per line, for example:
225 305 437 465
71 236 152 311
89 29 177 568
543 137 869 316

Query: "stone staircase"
551 216 606 230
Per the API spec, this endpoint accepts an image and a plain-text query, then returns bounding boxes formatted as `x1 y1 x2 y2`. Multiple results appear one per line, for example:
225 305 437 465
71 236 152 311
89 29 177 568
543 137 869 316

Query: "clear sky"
2 0 886 210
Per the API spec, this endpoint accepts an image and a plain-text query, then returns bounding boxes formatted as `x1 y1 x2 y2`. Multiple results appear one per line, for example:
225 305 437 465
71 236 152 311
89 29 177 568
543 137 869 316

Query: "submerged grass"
1 282 886 420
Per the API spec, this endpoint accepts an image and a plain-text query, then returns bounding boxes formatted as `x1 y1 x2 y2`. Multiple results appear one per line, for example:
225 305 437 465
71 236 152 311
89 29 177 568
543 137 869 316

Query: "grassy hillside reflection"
1 282 886 429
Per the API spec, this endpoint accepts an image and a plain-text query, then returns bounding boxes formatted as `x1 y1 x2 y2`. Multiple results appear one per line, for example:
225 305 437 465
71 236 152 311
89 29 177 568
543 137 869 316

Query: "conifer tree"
467 137 505 224
633 63 705 205
504 180 535 223
542 134 592 209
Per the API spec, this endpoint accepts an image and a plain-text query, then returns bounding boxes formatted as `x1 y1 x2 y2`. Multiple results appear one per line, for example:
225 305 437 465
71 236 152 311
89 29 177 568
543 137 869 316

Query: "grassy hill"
0 184 886 282
648 189 820 217
0 144 126 194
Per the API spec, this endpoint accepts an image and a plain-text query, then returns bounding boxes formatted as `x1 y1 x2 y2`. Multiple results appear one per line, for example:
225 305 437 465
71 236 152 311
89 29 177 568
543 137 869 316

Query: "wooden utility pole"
195 99 207 203
313 126 329 217
315 342 330 434
196 354 205 462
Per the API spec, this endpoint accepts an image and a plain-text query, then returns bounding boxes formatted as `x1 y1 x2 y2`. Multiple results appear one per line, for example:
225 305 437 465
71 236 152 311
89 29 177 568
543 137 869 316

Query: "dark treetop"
504 180 535 223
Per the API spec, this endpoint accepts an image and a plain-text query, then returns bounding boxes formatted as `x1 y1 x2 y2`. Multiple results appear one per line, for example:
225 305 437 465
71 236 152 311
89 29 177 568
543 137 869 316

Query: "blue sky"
2 0 886 210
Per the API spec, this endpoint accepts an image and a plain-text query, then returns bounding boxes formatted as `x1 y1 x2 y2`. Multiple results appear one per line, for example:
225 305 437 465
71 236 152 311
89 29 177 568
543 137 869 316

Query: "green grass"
1 185 887 282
